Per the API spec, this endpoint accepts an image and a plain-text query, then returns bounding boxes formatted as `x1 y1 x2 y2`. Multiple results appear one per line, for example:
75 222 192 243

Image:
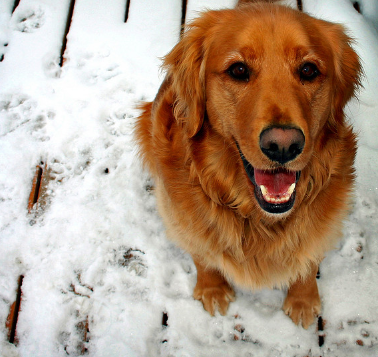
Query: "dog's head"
163 4 361 217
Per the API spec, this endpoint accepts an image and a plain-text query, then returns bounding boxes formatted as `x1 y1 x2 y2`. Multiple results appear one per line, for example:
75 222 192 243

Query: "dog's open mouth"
238 147 300 214
253 168 300 214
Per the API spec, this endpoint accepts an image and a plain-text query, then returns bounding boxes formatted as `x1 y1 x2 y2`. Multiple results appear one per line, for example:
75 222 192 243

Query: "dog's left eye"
227 62 250 81
300 63 319 81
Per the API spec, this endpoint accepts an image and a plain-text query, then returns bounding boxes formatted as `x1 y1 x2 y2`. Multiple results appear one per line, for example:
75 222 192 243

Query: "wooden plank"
28 161 50 214
161 311 169 343
186 0 235 23
185 0 300 24
297 0 303 11
0 1 16 62
5 275 24 344
28 163 43 213
69 274 92 354
318 316 325 347
181 0 188 37
125 0 183 56
12 0 20 13
76 316 90 355
124 0 131 22
63 0 182 84
0 0 72 90
0 0 15 14
60 0 76 66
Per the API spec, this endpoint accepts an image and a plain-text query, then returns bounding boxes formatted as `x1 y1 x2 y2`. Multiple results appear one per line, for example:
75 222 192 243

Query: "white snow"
0 0 378 356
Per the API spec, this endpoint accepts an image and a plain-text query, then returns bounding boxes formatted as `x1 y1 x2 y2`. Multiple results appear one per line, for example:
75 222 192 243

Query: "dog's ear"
326 23 362 121
163 11 223 138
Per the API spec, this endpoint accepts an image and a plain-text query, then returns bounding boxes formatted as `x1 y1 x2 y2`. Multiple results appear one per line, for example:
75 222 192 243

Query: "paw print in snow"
43 54 62 79
0 94 52 141
12 6 45 33
232 316 260 344
106 110 134 137
73 52 122 85
0 94 32 135
113 247 147 277
335 320 378 349
340 221 366 261
49 150 92 182
49 157 72 183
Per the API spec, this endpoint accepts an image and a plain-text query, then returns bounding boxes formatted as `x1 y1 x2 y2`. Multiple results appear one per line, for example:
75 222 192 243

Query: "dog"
135 0 361 328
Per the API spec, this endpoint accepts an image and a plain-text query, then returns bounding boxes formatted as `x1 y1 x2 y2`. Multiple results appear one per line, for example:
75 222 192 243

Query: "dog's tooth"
260 184 294 204
260 185 268 197
287 183 296 196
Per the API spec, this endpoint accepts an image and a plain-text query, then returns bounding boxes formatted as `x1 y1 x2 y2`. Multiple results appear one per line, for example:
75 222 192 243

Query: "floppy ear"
163 11 222 138
327 23 362 121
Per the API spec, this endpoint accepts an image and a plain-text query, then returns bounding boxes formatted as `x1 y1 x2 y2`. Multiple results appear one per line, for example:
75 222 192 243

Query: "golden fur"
135 2 361 328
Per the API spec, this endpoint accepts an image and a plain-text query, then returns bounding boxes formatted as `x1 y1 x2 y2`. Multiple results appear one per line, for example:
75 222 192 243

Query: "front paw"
193 283 235 316
283 294 321 329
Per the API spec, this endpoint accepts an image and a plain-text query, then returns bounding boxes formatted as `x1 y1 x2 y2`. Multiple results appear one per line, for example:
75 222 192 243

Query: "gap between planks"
5 275 23 345
59 0 76 67
27 161 49 214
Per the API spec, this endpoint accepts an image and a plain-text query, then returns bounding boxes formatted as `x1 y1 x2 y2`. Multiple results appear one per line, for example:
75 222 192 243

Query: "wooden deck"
1 0 374 355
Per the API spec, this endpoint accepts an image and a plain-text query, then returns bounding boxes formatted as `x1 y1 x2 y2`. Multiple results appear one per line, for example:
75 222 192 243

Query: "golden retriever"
135 0 361 328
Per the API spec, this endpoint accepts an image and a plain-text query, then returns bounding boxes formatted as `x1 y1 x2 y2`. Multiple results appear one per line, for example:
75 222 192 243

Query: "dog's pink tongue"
254 169 296 195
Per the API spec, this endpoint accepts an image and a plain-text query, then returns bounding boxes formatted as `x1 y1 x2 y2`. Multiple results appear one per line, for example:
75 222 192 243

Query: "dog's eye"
300 63 319 81
227 62 250 81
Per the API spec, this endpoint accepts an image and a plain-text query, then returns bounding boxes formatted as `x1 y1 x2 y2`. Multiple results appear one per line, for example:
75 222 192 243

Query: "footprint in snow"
49 149 92 182
0 94 52 141
72 52 122 85
105 110 135 138
111 246 147 277
12 6 45 33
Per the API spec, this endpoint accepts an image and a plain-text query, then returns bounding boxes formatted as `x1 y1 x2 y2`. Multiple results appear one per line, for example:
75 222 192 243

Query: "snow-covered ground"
0 0 378 356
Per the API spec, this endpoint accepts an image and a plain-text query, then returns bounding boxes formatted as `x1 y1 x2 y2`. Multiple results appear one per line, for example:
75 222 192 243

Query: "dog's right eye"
299 62 319 82
227 62 250 81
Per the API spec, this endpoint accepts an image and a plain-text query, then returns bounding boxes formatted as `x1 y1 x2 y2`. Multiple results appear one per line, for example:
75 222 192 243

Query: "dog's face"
164 4 360 217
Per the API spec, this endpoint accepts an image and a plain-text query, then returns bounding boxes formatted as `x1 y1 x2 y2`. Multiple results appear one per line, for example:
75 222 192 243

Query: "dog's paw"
193 283 235 316
283 294 321 329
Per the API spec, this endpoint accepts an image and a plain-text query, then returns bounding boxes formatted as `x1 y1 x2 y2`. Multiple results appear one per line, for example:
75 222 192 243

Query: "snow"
0 0 377 356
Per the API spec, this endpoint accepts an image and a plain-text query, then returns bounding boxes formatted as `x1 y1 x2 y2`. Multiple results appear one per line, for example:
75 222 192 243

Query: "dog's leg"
283 263 321 329
193 257 235 316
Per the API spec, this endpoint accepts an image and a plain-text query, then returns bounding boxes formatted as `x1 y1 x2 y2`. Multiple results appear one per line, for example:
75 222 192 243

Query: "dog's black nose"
259 126 305 164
